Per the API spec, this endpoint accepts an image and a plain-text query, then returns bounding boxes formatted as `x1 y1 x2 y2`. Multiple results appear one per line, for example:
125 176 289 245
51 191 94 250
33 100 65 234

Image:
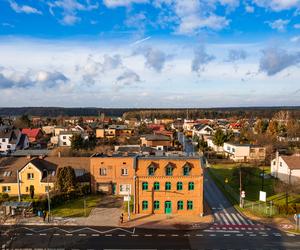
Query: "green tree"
55 166 77 193
267 120 278 136
14 114 31 128
71 133 84 150
213 129 232 146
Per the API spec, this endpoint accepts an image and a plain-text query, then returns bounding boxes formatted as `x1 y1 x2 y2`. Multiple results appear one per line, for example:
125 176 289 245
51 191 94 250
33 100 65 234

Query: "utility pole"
17 170 21 202
261 166 265 191
43 169 51 223
286 169 292 214
127 186 130 221
239 165 242 208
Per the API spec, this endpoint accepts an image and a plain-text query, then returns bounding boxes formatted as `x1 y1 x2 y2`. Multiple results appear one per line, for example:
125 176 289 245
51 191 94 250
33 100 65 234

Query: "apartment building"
90 154 204 216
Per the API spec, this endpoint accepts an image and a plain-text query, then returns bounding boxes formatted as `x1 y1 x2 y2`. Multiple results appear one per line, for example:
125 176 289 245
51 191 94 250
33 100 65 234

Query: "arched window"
142 201 148 210
188 182 194 190
154 200 160 210
177 201 184 210
165 182 171 190
154 182 160 190
142 182 148 190
187 200 193 210
148 166 155 176
177 182 183 190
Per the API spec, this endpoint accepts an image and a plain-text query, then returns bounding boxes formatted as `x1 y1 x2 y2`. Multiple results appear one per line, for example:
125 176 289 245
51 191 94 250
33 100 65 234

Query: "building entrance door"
165 201 172 214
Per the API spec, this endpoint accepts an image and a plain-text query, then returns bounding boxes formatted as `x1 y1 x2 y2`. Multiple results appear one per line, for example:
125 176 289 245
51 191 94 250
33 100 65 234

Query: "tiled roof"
21 128 42 138
281 156 300 170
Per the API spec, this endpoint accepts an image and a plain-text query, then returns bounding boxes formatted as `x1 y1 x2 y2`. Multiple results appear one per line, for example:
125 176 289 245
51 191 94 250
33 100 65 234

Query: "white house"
271 153 300 184
192 124 214 137
223 142 266 162
0 128 29 153
58 131 88 147
206 137 223 152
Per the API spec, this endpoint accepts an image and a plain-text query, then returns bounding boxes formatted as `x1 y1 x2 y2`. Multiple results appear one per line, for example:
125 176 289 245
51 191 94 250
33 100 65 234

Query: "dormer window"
165 163 174 176
183 164 191 176
148 163 157 176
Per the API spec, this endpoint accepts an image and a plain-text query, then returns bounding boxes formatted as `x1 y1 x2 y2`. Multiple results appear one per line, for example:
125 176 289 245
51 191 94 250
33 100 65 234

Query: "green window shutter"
154 200 160 210
142 182 148 190
142 201 148 210
154 182 160 190
188 182 194 190
165 182 171 190
148 167 155 176
177 182 183 190
177 200 184 210
187 200 193 210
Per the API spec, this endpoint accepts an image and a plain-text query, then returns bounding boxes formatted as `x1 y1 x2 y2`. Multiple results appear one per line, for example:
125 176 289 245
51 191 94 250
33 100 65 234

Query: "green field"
51 195 101 217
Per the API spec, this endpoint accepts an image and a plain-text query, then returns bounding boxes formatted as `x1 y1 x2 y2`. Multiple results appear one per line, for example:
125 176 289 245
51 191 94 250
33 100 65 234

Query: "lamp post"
43 169 51 223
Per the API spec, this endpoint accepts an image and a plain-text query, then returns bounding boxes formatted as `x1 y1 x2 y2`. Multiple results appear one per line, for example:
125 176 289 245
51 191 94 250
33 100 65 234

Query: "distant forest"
0 107 300 119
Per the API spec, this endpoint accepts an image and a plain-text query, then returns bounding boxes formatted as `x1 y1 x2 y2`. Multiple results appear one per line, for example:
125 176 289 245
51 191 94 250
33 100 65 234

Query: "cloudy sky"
0 0 300 108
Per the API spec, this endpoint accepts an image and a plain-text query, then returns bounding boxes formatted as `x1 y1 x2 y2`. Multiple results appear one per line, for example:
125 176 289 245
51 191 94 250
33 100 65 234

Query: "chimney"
26 154 31 159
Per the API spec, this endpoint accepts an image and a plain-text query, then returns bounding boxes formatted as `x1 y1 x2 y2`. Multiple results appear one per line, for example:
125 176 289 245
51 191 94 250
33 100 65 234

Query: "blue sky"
0 0 300 107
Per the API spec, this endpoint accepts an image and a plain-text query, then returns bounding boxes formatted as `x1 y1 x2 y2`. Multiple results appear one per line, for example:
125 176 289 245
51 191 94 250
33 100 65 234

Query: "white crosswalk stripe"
224 212 235 224
220 213 230 225
230 213 242 225
236 213 248 225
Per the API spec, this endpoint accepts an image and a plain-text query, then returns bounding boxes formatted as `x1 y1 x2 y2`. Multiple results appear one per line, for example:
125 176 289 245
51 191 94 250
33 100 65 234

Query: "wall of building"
135 158 203 216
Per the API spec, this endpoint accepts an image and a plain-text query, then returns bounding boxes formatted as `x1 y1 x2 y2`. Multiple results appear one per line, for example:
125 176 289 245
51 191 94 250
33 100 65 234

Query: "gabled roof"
21 128 42 138
281 155 300 170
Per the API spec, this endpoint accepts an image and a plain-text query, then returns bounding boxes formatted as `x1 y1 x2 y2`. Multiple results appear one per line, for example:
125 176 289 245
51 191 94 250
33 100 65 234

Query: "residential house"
0 156 90 196
271 153 300 184
21 128 43 143
140 134 172 149
223 142 266 162
206 137 223 152
58 131 85 147
0 128 29 153
192 124 214 138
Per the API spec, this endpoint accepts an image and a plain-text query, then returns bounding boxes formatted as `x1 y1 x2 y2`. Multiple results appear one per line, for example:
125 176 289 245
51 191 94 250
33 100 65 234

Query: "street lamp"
43 169 51 223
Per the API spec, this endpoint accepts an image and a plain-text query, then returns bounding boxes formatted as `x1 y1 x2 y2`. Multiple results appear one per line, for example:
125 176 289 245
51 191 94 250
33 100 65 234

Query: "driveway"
74 195 123 227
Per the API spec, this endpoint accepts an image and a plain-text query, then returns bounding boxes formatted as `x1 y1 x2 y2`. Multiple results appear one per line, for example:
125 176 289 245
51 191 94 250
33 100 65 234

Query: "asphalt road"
1 224 299 249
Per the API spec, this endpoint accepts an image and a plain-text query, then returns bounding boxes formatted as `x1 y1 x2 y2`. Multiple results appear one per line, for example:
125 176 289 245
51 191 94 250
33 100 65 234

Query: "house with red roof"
21 128 43 143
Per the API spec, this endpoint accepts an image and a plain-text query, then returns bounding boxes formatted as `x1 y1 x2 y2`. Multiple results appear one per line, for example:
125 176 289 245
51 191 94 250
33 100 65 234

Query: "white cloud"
253 0 300 11
266 19 290 31
48 0 99 25
36 71 69 88
294 23 300 29
115 70 141 87
9 0 42 15
103 0 148 8
227 49 247 62
245 4 255 13
290 36 300 42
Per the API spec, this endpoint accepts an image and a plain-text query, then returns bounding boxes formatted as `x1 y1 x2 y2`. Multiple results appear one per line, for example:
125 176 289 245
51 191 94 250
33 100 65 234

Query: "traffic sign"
241 191 246 198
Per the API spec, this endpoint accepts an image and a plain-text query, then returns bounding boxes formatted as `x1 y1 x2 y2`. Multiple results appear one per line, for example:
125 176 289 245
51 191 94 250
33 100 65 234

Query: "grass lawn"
51 195 101 217
209 163 275 202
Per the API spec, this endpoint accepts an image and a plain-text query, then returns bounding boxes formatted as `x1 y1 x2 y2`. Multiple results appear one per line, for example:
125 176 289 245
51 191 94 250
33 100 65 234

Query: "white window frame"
99 168 107 176
121 168 128 176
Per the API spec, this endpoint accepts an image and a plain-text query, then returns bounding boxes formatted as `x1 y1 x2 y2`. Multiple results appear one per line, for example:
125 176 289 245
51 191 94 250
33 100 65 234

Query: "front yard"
51 195 101 217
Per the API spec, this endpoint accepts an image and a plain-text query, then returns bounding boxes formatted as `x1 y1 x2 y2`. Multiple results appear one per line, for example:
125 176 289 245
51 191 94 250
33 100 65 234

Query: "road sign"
259 191 266 202
124 196 131 202
241 191 246 198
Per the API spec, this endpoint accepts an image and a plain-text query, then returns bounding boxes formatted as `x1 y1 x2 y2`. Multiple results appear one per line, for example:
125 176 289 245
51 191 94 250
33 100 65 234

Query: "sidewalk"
122 202 213 230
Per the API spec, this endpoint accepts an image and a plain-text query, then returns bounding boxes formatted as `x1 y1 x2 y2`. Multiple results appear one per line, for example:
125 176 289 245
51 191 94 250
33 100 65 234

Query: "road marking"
249 234 256 236
196 234 203 236
273 233 281 237
220 213 230 225
131 234 139 237
66 234 73 236
171 234 178 237
105 234 112 237
236 213 248 225
247 220 254 225
236 234 244 237
231 213 242 225
92 234 99 237
261 234 268 237
157 234 166 237
215 213 222 222
183 234 190 237
209 234 216 237
79 234 87 236
145 234 152 237
118 234 126 237
53 233 60 236
39 233 47 236
25 233 33 236
224 234 231 236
